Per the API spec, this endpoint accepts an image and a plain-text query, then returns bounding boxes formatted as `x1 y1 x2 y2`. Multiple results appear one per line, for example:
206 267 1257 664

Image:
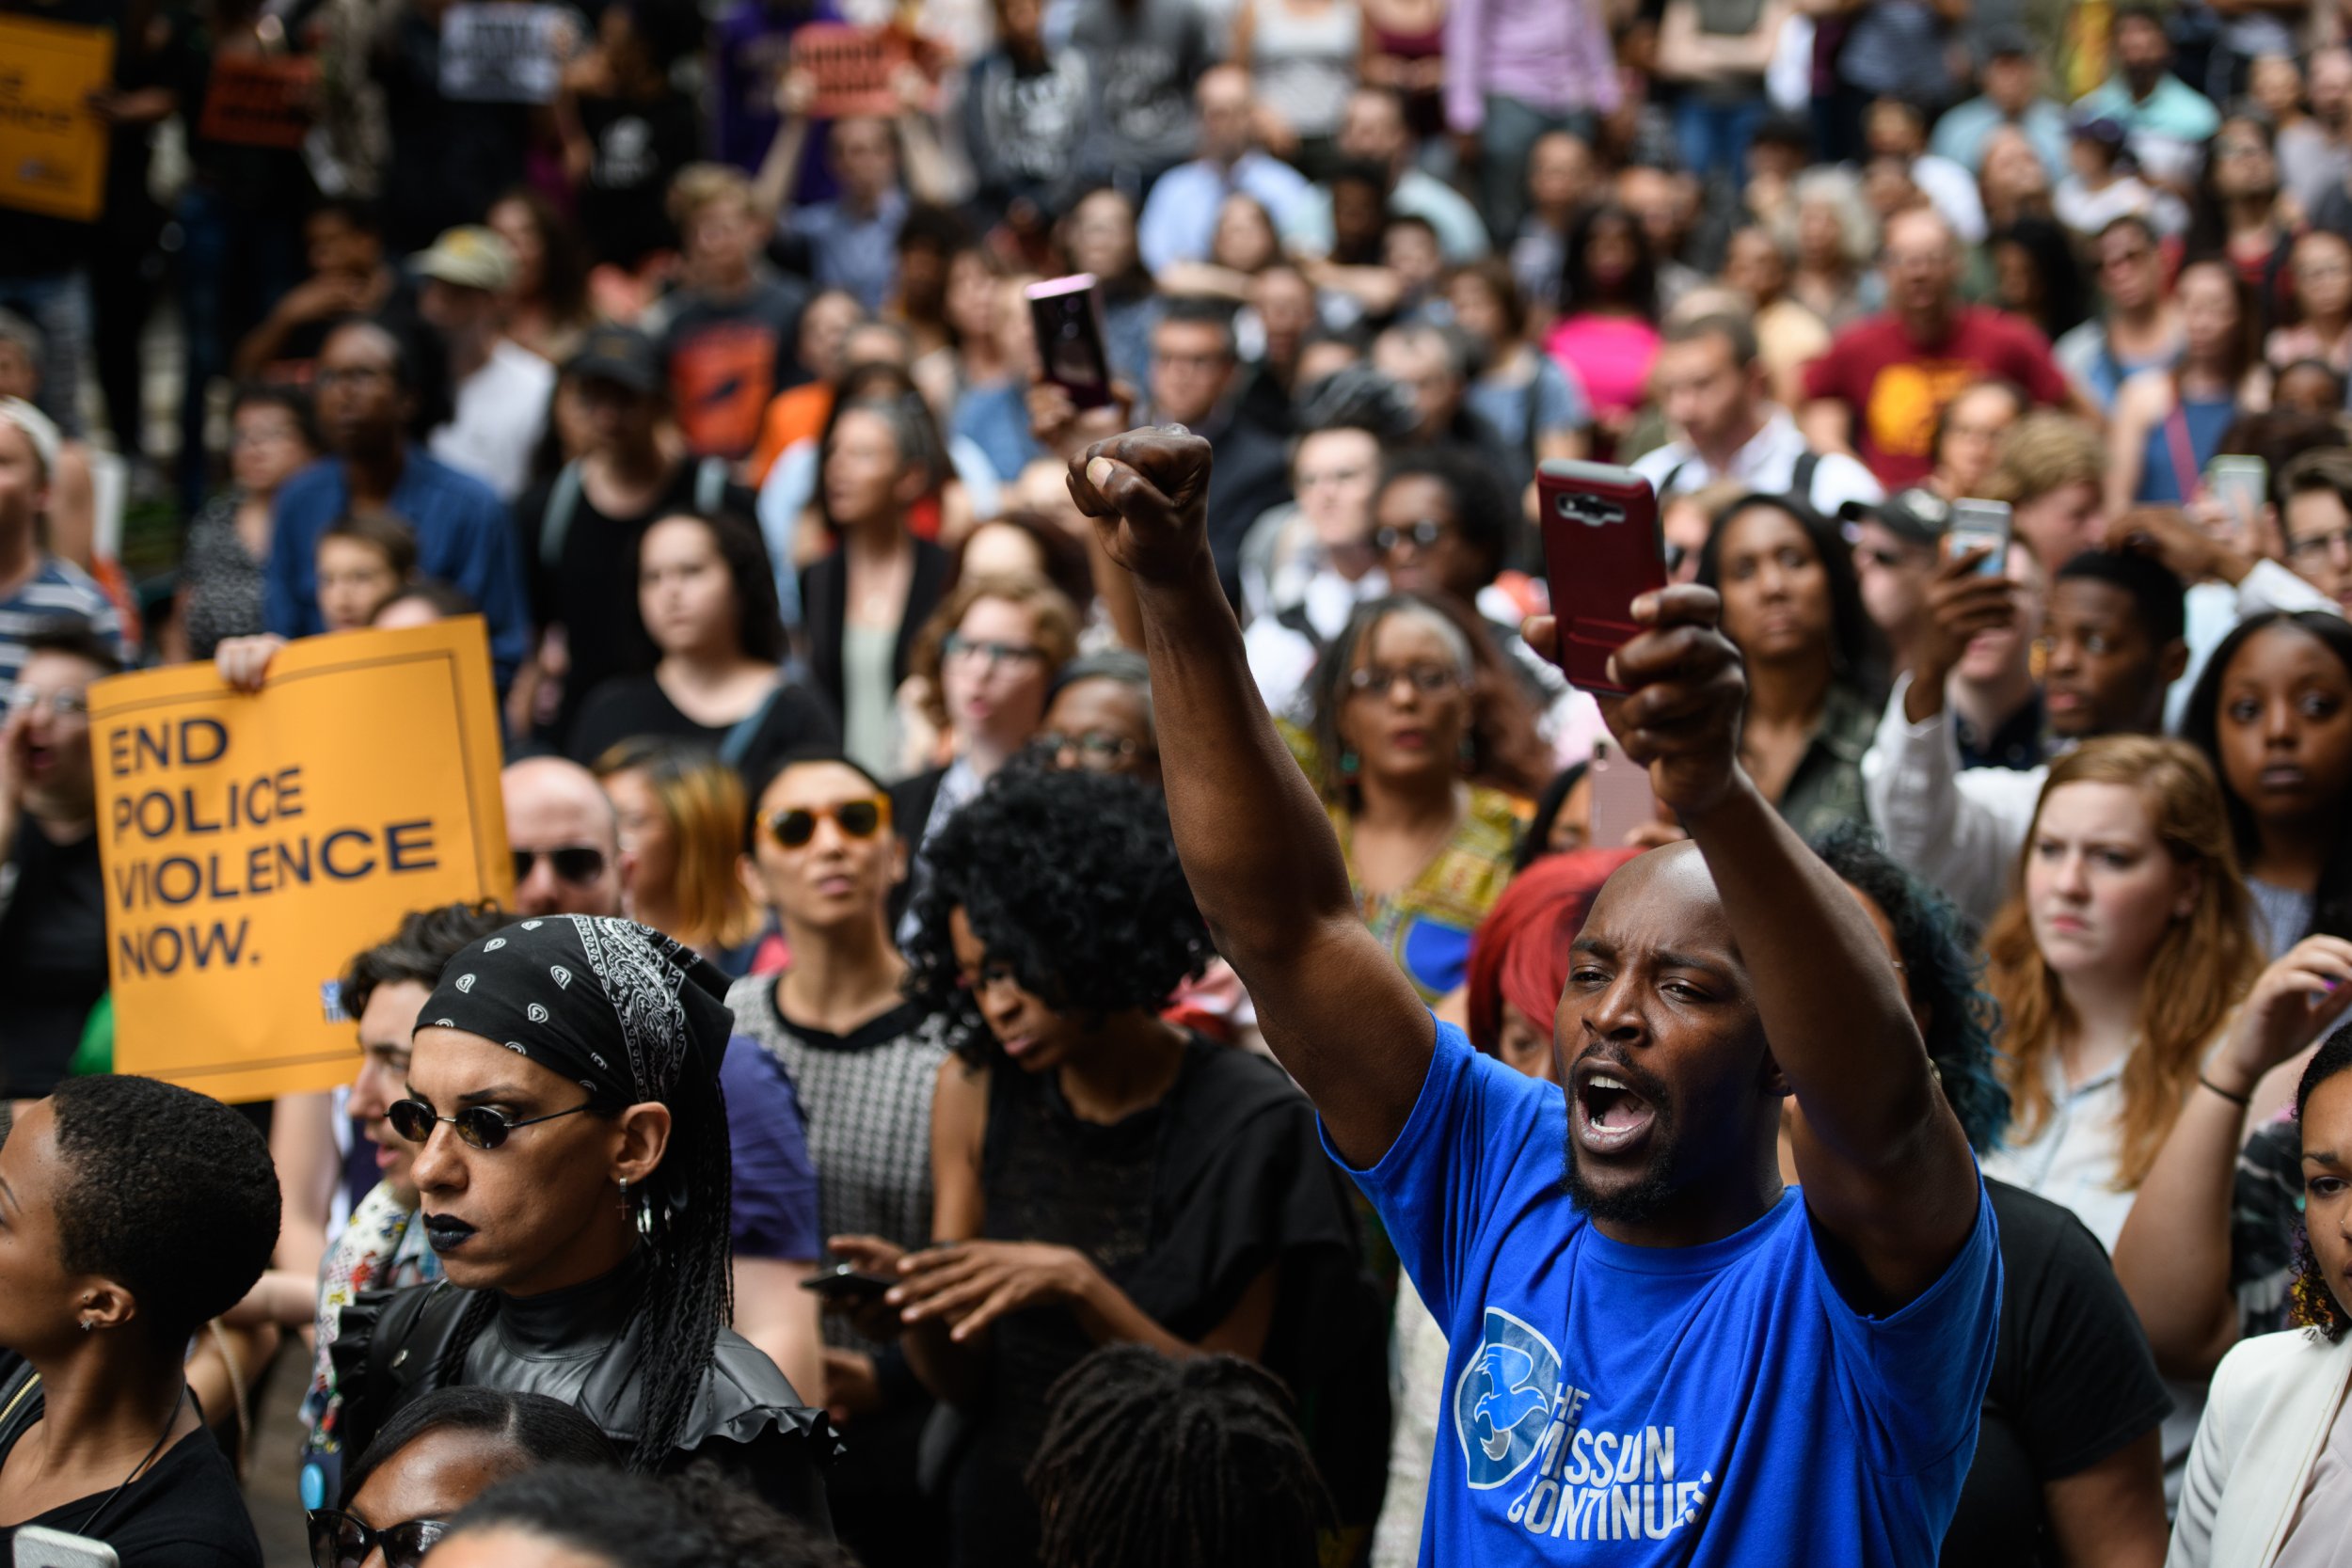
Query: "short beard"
1562 1137 1681 1225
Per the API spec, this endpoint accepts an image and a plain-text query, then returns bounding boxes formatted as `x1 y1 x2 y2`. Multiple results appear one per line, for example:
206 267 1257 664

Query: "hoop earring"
620 1177 659 1247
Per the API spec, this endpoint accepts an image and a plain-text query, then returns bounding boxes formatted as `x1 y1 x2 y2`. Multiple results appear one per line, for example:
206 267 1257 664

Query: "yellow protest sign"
87 619 513 1102
0 15 113 222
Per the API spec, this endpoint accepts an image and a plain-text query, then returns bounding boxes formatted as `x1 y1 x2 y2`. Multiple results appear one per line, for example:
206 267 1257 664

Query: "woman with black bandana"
329 915 833 1531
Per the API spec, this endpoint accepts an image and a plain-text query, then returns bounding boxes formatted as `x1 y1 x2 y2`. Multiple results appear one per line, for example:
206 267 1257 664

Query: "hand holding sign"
89 619 512 1102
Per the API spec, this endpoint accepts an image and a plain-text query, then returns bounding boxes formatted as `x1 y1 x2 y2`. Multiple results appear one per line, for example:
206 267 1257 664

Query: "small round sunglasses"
386 1097 596 1150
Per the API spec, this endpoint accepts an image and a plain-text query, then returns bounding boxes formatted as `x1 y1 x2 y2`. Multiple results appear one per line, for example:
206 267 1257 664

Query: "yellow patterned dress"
1280 717 1528 1006
1332 787 1527 1006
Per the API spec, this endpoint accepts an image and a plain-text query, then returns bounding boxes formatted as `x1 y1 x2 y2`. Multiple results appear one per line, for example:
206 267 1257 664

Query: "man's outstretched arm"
1070 430 1434 1168
1545 595 1983 1309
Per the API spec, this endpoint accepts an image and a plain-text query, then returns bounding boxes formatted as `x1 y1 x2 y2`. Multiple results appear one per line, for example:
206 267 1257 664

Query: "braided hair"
431 1066 736 1474
1026 1345 1332 1568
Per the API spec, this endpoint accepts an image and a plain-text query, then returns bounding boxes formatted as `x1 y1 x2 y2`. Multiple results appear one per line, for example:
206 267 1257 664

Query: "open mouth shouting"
1573 1060 1662 1157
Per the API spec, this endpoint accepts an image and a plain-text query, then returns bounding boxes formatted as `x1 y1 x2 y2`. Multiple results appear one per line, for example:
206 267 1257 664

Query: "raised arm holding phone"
1070 431 1998 1562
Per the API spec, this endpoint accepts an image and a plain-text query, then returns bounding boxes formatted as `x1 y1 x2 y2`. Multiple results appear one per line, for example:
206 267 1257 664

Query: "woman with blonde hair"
1981 734 2265 1251
591 736 767 971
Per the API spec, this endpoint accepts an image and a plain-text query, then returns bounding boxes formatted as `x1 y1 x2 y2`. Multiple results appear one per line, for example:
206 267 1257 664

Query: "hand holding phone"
1025 274 1115 409
1535 460 1666 696
1945 499 2010 578
801 1261 897 1302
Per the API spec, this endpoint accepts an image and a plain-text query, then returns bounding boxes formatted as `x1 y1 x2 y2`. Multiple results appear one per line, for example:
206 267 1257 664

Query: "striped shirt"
0 557 127 706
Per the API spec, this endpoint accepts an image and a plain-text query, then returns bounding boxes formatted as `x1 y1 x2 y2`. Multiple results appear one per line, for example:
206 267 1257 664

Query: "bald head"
1558 843 1780 1228
501 757 624 917
1199 64 1255 165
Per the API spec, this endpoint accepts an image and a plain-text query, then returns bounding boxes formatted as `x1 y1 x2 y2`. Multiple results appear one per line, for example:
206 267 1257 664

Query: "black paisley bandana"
417 915 735 1103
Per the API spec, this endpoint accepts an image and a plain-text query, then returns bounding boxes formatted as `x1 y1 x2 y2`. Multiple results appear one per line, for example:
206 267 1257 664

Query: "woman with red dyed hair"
1462 848 1643 1082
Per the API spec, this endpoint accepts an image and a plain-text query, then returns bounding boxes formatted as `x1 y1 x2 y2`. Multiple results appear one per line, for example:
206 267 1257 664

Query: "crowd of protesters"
14 0 2352 1562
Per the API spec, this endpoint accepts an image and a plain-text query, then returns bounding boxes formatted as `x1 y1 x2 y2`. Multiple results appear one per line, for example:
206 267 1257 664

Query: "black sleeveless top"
946 1037 1388 1567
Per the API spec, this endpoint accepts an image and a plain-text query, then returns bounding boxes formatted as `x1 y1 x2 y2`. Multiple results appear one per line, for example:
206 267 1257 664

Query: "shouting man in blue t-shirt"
1069 430 2001 1565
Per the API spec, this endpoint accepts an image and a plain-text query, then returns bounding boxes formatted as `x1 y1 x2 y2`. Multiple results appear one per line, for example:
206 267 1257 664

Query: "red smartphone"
1537 459 1666 696
1025 273 1115 408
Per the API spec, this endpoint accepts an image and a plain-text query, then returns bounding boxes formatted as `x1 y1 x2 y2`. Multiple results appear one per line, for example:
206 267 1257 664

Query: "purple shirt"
1442 0 1619 132
712 0 841 178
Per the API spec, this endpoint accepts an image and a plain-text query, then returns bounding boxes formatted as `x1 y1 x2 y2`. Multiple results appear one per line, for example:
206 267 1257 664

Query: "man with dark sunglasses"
501 757 625 919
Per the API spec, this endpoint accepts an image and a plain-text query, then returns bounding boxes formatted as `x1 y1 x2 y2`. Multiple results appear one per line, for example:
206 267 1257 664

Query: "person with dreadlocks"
327 914 832 1529
832 767 1386 1568
1025 1344 1334 1568
2171 1027 2352 1564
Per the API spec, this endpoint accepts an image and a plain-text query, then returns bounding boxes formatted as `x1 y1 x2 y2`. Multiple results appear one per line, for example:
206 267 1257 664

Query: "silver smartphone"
2207 455 2268 544
14 1528 120 1568
1946 499 2011 578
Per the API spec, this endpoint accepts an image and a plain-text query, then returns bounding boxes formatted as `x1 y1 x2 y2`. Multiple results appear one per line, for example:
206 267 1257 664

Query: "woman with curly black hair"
2170 1027 2352 1564
833 767 1384 1568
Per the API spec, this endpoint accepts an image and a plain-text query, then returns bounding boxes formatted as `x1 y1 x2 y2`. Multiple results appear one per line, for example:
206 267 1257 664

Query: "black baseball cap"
564 327 663 395
1839 487 1952 546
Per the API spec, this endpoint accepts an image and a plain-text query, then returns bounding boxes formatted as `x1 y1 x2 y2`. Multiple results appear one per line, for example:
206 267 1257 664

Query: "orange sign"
197 54 317 150
0 15 113 221
789 23 914 119
87 619 513 1102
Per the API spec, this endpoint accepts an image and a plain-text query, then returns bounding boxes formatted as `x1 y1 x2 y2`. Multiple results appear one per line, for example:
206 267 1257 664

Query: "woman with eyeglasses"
589 737 765 970
836 767 1384 1568
893 572 1079 856
566 510 837 784
2052 216 2179 418
310 1386 613 1568
1033 649 1159 786
1695 492 1884 843
0 1074 278 1566
327 915 832 1531
1301 594 1530 1006
729 750 954 1566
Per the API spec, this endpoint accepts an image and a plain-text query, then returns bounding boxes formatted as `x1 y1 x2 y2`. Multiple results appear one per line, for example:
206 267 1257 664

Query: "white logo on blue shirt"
1454 1307 1563 1489
1453 1305 1718 1542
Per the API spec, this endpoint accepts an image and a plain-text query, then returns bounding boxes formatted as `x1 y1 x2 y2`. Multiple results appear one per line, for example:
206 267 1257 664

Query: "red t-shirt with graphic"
1803 306 2071 488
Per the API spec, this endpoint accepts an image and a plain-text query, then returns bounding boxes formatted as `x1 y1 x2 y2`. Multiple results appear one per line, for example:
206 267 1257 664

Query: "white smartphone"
1946 499 2011 578
14 1528 120 1568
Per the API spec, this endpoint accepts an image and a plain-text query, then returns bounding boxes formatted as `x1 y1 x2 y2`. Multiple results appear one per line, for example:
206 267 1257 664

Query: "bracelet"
2199 1073 2251 1108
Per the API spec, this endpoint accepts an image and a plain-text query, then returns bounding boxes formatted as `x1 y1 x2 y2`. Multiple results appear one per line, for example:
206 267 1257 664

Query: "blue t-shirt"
1341 1022 2000 1564
265 449 531 688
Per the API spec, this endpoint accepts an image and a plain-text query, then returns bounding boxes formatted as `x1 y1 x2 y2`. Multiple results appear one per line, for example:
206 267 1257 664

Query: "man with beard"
1071 425 1997 1563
